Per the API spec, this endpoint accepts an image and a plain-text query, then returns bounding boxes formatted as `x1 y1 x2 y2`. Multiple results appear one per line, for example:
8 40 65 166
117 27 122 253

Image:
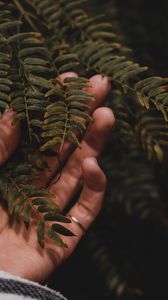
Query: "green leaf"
64 0 87 11
66 131 81 147
120 67 148 83
20 37 42 46
44 213 71 223
45 88 65 98
29 119 43 127
68 102 90 111
40 137 62 151
37 219 45 248
67 89 92 98
7 188 17 215
27 99 48 106
44 114 67 124
0 52 11 63
25 65 50 74
55 54 78 64
0 92 11 102
15 196 27 221
0 64 13 72
48 228 67 248
87 23 113 34
28 75 50 89
45 106 66 117
91 31 116 40
0 84 10 92
65 83 90 89
32 199 49 206
0 70 7 76
11 97 24 108
41 129 64 138
24 189 51 197
23 203 32 224
11 166 32 176
19 47 47 58
134 77 161 91
43 121 65 130
12 113 26 125
24 57 49 66
0 78 12 86
12 104 25 112
0 21 22 31
8 32 41 43
27 105 44 112
52 223 75 236
13 174 35 183
67 94 93 102
38 205 59 213
0 100 9 109
58 62 79 73
70 109 93 121
64 77 89 84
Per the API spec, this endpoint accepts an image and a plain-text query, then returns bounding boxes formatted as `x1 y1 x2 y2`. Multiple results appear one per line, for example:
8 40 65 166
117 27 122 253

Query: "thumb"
0 110 20 166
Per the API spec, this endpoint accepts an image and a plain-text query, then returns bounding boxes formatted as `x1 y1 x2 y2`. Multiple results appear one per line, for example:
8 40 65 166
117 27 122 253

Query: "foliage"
0 0 93 248
0 0 168 299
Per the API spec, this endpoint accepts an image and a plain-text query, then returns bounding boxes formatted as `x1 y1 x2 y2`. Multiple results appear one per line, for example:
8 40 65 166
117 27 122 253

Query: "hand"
0 73 115 283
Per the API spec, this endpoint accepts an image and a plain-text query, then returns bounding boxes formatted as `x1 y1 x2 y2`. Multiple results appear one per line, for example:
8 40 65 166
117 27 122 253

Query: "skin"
0 73 115 283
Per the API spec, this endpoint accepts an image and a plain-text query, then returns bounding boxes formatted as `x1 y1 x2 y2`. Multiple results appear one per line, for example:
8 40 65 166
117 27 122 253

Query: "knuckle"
78 202 95 218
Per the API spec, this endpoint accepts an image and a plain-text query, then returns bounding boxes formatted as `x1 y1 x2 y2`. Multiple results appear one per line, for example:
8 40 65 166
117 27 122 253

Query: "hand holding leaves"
0 73 115 282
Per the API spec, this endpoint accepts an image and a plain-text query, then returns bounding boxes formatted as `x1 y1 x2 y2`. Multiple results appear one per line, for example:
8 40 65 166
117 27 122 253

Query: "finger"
58 71 78 81
63 157 106 258
0 110 20 166
59 73 111 109
34 74 111 187
49 107 115 209
86 74 111 109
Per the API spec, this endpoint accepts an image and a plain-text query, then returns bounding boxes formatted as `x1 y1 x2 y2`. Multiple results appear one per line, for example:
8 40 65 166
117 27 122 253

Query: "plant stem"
60 100 69 152
12 0 39 32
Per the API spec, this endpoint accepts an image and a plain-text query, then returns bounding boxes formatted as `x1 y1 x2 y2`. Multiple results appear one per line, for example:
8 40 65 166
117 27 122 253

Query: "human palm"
0 73 114 283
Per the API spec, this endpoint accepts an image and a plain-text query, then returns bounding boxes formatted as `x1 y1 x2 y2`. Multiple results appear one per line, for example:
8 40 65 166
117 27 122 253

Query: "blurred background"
48 1 168 299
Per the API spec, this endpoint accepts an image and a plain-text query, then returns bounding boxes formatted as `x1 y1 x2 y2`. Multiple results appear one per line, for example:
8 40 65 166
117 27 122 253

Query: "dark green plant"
0 0 93 248
1 0 168 299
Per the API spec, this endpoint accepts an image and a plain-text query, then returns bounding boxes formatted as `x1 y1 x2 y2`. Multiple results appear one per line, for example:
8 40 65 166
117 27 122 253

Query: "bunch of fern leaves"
1 0 168 299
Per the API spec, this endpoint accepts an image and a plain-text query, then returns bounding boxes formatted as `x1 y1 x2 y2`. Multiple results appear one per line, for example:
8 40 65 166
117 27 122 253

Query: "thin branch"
12 0 39 32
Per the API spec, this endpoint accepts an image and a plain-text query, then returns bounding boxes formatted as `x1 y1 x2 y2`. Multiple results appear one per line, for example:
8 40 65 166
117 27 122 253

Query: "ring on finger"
68 214 87 233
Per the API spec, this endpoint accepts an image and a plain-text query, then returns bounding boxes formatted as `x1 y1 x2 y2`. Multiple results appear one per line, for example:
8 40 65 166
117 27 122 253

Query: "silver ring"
68 214 86 232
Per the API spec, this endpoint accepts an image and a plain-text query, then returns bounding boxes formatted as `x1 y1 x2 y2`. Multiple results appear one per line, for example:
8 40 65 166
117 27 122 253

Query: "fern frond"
135 77 168 121
135 109 168 161
26 0 80 73
0 2 52 141
109 91 141 160
41 76 93 152
56 0 168 122
0 160 72 248
85 229 129 298
9 31 53 141
110 90 168 161
0 0 92 250
0 36 13 110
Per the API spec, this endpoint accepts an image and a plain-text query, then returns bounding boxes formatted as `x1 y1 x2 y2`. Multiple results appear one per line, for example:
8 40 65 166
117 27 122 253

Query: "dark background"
48 1 168 299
